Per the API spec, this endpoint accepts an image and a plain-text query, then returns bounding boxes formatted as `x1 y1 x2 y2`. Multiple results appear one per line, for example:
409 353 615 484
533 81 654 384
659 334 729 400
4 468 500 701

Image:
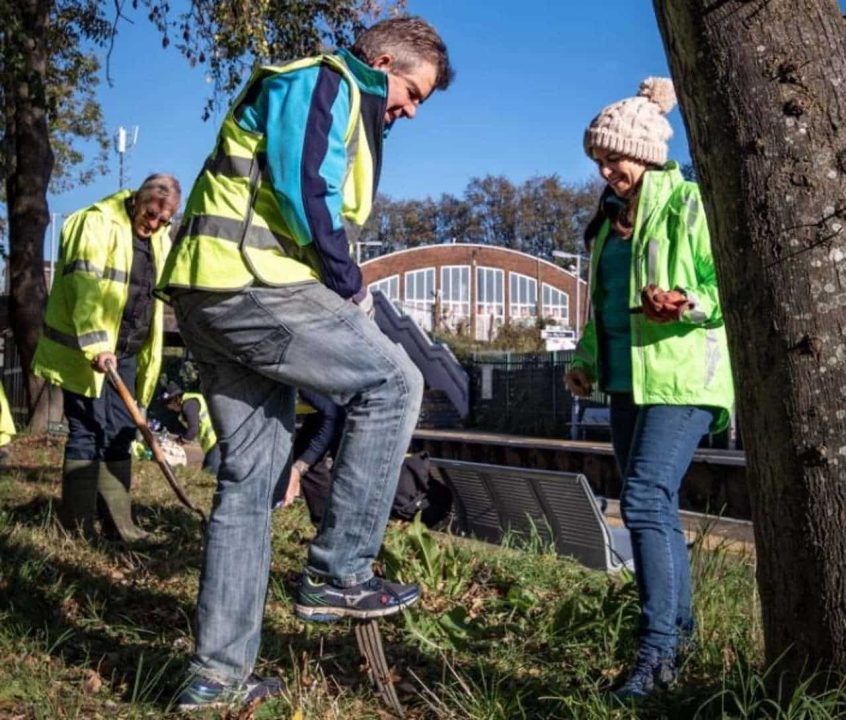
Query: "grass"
0 434 842 719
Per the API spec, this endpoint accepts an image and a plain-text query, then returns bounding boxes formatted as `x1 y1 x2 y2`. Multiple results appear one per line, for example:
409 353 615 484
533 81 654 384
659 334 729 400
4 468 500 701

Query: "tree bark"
3 0 54 432
653 0 846 682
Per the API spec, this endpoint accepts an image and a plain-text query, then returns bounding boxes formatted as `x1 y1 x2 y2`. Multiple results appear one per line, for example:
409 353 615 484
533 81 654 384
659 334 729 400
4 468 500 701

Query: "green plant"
381 514 473 599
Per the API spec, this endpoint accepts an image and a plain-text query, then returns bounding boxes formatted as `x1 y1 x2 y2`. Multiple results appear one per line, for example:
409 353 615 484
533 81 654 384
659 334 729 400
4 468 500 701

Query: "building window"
509 272 537 325
369 274 399 302
476 266 504 340
542 282 569 325
405 268 436 330
440 265 470 330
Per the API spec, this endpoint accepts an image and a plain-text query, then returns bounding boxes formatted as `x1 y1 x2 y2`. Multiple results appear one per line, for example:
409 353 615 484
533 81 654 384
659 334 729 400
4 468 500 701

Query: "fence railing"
464 350 607 439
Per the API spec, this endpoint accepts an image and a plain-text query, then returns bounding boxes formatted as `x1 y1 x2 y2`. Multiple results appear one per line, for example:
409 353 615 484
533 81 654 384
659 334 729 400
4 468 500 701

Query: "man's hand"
564 368 593 398
640 285 691 323
91 351 117 374
283 460 306 507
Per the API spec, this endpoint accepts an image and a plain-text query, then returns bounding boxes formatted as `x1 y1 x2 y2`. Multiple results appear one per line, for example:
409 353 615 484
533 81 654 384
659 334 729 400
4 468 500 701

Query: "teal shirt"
596 231 632 393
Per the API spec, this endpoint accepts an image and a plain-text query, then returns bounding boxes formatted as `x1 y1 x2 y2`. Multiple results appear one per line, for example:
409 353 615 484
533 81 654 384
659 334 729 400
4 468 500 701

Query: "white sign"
545 337 576 351
541 329 576 339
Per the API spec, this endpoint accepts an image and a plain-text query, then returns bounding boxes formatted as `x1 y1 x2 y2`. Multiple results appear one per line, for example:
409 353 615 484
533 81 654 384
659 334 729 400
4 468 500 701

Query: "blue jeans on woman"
609 393 712 658
173 283 424 684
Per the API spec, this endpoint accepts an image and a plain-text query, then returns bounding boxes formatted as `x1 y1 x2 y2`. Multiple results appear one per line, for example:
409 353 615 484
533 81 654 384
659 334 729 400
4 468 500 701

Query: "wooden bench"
431 458 633 573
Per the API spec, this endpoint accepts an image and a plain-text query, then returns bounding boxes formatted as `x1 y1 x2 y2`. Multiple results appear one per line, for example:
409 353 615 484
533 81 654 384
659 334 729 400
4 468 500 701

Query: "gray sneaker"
295 573 420 622
175 673 285 711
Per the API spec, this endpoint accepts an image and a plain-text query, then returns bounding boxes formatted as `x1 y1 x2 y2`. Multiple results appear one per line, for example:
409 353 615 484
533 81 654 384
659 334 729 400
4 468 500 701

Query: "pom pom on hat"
584 76 677 165
638 77 677 115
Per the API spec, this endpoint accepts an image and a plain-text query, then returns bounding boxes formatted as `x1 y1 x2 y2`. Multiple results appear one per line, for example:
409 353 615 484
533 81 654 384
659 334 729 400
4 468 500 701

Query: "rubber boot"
60 459 99 538
97 459 149 543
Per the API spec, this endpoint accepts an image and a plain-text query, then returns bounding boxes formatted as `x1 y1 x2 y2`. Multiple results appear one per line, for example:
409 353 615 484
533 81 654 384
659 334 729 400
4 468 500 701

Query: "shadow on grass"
0 499 435 714
0 527 337 713
2 494 208 575
0 464 61 485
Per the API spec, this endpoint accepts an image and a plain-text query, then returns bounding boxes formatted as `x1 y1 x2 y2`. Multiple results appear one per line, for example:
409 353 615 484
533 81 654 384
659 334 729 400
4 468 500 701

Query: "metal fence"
2 331 30 428
464 350 607 439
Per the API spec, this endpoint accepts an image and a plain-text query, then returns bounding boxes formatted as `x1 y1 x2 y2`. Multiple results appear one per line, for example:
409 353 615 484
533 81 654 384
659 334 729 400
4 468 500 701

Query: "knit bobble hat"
584 77 677 165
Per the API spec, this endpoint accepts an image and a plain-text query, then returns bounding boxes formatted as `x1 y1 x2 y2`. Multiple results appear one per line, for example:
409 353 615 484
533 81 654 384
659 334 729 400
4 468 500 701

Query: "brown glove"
640 285 691 323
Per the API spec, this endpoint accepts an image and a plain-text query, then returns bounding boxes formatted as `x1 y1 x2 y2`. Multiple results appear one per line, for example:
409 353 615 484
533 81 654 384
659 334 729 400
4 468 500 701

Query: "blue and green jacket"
159 49 387 299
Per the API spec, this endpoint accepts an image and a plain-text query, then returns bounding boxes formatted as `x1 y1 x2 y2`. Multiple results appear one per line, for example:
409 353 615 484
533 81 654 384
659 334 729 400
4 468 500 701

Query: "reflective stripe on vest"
43 325 109 351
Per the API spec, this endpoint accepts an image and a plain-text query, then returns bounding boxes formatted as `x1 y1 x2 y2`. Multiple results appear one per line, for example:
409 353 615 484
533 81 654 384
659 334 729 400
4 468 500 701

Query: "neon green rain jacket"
570 163 734 431
32 190 168 407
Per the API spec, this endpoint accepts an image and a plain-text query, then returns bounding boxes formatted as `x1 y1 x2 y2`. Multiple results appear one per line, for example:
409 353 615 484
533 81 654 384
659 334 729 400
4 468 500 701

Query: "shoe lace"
361 576 407 603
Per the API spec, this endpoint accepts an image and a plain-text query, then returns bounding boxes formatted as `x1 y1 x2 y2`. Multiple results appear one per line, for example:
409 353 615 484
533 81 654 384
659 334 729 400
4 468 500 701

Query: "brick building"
361 244 588 341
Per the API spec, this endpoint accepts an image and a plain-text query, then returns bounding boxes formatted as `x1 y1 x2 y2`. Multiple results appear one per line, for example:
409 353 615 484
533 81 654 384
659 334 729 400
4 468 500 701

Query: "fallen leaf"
83 669 103 694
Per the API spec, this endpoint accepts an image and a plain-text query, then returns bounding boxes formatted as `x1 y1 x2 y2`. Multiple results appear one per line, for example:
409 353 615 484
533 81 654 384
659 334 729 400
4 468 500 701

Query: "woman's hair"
612 184 642 240
583 164 661 246
135 173 181 206
351 16 454 91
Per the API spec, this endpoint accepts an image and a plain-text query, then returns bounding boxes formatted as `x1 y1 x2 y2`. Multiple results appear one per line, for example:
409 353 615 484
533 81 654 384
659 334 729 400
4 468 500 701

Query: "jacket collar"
336 48 388 97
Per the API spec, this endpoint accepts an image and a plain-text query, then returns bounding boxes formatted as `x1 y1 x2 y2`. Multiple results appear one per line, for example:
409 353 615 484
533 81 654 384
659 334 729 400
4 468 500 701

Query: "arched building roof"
361 243 588 339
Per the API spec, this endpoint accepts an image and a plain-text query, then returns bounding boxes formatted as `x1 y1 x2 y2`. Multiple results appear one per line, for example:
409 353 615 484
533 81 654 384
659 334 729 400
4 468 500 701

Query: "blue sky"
48 1 682 223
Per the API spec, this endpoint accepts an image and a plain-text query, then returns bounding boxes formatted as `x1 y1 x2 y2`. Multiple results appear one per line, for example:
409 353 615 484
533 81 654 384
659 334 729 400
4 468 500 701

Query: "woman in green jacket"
565 78 734 700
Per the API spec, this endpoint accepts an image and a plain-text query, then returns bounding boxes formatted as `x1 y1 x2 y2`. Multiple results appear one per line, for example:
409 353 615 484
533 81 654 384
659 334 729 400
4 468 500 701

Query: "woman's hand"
564 368 593 398
640 284 691 322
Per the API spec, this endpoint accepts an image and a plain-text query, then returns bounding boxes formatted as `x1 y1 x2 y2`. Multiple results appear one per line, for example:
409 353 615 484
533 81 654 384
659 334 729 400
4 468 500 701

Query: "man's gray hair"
136 173 182 205
351 16 454 91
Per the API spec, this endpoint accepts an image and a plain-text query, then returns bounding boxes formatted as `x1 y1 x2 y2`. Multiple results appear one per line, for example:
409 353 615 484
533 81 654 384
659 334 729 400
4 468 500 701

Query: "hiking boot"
295 573 420 622
175 673 285 711
609 652 677 702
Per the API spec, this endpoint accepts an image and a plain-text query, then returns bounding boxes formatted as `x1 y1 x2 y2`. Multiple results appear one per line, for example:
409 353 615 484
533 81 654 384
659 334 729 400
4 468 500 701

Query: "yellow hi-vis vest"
31 190 168 407
158 54 378 295
180 392 217 453
0 385 15 446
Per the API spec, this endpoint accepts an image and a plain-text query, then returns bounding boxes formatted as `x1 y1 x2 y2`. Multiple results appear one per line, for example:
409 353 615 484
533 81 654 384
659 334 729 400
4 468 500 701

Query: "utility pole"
115 125 139 189
551 250 587 339
553 250 589 440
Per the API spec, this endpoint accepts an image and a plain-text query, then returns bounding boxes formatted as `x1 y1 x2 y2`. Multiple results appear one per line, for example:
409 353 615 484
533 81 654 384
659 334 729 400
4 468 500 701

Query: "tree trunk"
653 0 846 682
4 0 54 432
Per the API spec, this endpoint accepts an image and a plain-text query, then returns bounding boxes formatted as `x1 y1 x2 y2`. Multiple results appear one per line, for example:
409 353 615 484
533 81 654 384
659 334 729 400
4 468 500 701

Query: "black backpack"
300 451 452 528
391 451 453 527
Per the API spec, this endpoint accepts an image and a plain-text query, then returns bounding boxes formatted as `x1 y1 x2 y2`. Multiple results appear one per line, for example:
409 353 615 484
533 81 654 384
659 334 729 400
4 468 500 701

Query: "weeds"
0 437 843 718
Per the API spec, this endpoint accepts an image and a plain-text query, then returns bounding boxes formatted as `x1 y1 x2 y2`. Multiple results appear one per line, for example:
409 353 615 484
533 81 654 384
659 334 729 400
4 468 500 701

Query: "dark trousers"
203 444 221 474
64 355 138 461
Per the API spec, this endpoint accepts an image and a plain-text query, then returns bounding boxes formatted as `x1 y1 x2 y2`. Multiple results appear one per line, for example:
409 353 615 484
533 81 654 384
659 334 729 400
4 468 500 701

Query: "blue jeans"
173 283 423 683
609 393 712 657
63 355 137 461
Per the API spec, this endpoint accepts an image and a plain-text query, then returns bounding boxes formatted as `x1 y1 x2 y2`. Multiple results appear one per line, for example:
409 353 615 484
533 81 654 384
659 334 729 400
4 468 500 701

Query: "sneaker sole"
176 700 230 711
295 593 420 622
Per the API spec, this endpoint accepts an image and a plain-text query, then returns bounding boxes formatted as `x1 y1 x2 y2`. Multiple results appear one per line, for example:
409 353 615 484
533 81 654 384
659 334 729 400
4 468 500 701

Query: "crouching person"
33 174 181 543
162 382 220 474
157 16 453 712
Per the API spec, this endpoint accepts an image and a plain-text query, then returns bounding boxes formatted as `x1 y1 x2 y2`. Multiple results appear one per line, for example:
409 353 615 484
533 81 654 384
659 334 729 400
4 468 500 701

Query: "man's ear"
370 53 394 71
